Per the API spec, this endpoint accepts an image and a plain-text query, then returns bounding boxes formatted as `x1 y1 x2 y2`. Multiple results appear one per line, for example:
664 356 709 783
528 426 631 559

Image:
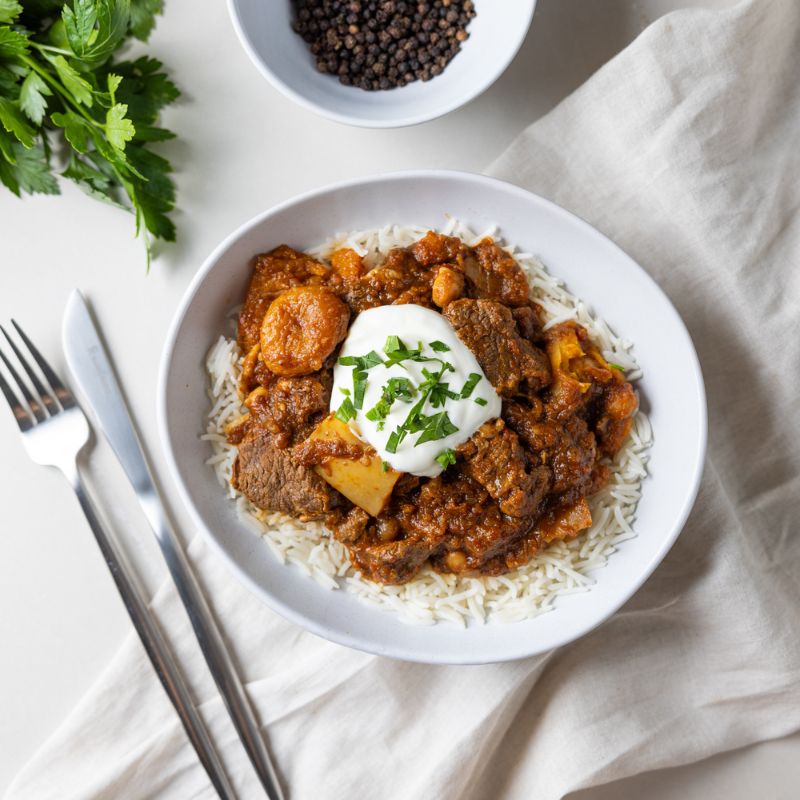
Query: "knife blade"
62 289 284 800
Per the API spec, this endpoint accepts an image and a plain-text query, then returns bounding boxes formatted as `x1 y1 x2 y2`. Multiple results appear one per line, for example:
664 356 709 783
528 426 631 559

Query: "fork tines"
0 321 73 431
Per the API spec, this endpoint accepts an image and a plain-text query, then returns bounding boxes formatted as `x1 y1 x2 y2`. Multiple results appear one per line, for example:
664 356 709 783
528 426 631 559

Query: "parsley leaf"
105 102 134 150
429 340 450 352
0 96 35 147
460 373 482 398
19 71 51 125
415 411 459 446
336 397 357 423
435 449 456 469
0 1 23 24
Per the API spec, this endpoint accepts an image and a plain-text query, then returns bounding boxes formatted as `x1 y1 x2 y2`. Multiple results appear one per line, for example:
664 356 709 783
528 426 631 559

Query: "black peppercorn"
291 0 476 91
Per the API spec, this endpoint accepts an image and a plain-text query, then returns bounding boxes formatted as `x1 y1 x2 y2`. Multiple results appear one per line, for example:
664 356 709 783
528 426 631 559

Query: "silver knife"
63 289 285 800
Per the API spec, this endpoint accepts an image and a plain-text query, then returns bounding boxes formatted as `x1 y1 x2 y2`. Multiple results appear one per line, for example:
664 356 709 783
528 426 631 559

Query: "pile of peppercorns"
291 1 476 91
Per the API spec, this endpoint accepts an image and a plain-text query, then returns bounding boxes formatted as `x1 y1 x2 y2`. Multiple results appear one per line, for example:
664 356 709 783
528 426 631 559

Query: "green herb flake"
460 373 482 398
474 397 488 407
415 411 459 446
429 340 451 352
352 369 367 409
335 397 356 423
609 362 626 372
381 460 390 473
435 449 456 469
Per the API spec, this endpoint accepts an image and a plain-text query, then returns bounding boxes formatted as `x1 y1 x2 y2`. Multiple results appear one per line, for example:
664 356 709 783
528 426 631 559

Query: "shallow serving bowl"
158 170 707 665
227 0 537 128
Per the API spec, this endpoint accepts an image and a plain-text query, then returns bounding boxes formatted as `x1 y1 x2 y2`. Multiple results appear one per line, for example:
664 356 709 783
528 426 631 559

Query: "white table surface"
2 0 798 797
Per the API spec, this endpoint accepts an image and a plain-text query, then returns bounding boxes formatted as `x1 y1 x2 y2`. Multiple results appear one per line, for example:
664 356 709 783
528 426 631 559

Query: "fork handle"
68 466 237 800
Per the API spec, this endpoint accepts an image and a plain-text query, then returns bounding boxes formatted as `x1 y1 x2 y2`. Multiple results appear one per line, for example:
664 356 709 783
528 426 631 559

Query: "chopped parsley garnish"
352 369 367 409
381 460 390 473
609 362 626 372
415 411 459 445
341 336 494 454
339 387 351 396
338 350 383 410
435 449 457 469
335 397 356 423
429 381 459 409
339 351 384 370
460 373 482 398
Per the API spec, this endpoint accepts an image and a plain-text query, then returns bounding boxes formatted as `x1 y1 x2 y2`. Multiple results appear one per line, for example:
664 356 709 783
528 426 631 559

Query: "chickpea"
260 287 349 377
432 266 465 307
376 517 400 543
445 550 468 572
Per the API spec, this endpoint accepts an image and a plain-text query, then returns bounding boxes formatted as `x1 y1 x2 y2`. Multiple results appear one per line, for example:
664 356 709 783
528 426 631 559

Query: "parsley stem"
29 43 74 57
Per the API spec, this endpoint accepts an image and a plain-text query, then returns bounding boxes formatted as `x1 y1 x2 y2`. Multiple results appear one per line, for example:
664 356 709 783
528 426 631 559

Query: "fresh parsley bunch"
0 0 178 265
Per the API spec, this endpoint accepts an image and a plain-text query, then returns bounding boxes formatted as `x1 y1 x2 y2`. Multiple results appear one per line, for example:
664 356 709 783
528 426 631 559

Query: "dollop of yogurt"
331 304 501 477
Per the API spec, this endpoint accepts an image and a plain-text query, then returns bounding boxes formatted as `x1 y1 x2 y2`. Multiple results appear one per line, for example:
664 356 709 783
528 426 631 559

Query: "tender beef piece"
408 474 530 571
341 248 435 312
244 371 331 446
512 303 545 342
350 539 435 585
506 403 600 502
593 382 638 456
444 299 551 396
457 420 551 518
327 506 370 544
460 239 531 307
238 245 329 352
232 427 338 520
408 231 464 266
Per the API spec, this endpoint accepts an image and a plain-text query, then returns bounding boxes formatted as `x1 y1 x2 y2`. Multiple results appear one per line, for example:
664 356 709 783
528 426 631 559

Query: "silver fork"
0 321 237 800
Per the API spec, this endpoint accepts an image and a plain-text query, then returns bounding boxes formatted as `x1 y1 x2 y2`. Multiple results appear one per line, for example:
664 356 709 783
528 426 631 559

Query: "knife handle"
138 485 285 800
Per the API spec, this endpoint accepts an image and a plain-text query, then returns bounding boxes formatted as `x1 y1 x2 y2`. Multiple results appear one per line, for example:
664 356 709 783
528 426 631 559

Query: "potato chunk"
260 286 349 377
306 416 401 517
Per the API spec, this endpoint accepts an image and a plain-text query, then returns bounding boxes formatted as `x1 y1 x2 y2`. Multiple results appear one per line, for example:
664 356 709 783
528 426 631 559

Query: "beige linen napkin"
7 0 800 797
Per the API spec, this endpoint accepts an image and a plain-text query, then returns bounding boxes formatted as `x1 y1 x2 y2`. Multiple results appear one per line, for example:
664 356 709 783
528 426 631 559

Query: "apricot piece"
260 287 349 377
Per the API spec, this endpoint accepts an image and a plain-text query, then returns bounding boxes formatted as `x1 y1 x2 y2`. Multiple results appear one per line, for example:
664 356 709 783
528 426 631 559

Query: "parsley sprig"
0 0 178 266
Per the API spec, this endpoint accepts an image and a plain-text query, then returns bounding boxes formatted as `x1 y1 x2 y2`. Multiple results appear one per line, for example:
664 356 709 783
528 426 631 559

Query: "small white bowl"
158 170 706 665
227 0 537 128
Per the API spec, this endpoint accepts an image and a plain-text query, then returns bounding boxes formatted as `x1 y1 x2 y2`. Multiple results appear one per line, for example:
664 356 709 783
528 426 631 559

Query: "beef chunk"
350 539 434 585
457 420 551 518
408 231 464 266
232 427 337 520
238 246 329 352
505 404 600 502
461 239 531 307
512 303 545 342
342 248 435 311
444 299 551 396
327 506 370 544
244 372 331 446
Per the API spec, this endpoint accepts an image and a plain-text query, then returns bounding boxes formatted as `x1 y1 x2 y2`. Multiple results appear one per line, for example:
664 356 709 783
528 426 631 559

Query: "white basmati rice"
202 220 653 626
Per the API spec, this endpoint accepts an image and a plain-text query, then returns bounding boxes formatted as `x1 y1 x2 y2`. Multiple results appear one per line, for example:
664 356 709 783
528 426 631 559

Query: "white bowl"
227 0 537 128
158 170 707 665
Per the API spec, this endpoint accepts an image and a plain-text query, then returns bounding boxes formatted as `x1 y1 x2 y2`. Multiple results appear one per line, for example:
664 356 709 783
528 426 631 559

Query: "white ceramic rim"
226 0 537 129
157 169 708 664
